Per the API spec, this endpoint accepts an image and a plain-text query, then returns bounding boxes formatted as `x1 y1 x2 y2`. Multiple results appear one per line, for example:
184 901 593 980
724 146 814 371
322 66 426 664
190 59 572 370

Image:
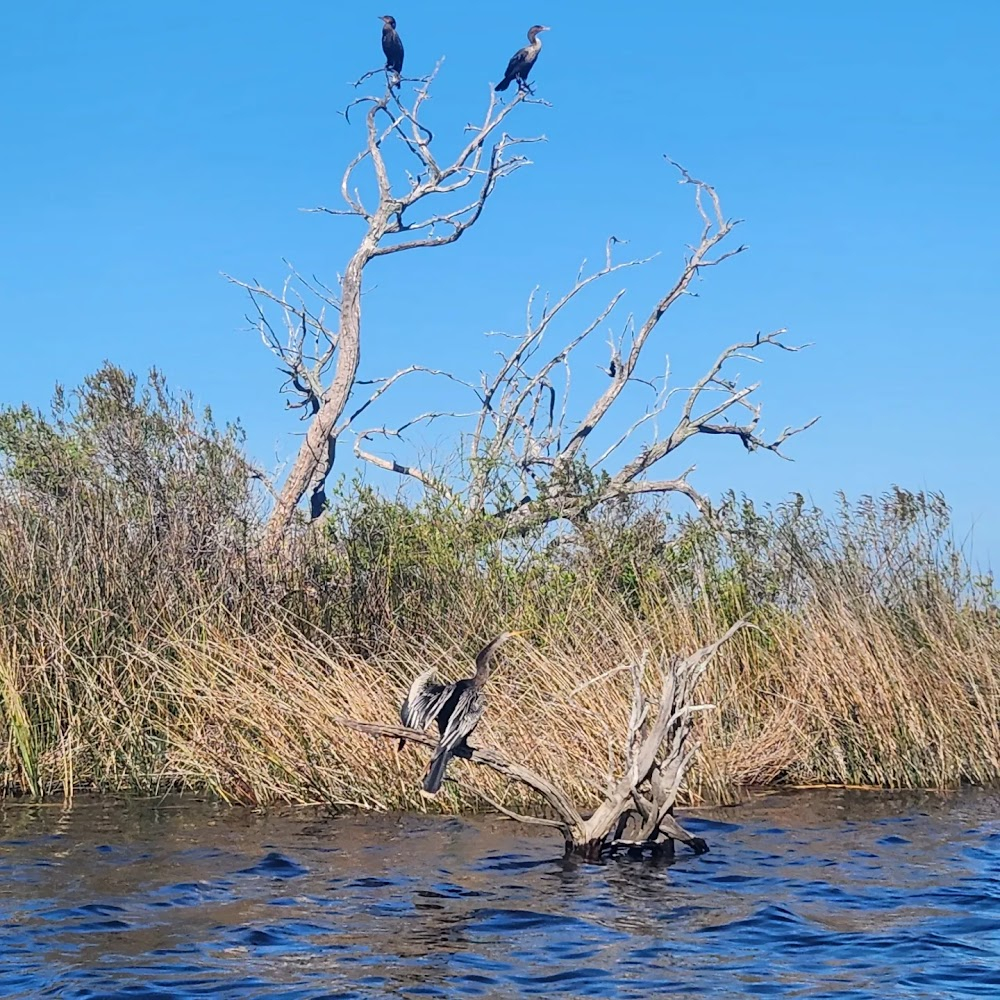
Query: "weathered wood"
334 622 745 858
240 73 540 552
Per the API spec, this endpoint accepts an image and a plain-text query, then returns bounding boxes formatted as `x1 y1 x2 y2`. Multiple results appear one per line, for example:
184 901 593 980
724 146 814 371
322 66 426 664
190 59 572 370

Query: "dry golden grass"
2 588 998 812
1 375 997 811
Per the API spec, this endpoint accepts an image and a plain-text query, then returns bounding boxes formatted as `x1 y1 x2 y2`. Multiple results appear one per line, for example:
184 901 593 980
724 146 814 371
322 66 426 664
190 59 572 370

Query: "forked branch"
336 623 745 860
236 71 546 551
355 160 818 532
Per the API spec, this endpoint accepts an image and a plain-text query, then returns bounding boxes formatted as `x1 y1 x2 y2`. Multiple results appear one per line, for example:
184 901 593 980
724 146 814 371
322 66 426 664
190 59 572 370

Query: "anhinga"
379 15 404 79
399 631 525 795
495 25 550 93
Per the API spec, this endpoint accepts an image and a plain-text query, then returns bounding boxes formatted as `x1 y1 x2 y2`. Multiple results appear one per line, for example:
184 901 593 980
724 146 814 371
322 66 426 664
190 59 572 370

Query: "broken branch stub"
336 621 744 859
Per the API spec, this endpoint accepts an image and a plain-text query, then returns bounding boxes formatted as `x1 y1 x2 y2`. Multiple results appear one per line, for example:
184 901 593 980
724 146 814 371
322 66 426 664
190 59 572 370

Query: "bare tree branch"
552 164 747 470
605 329 820 495
226 267 339 424
347 366 476 428
332 716 584 839
234 70 546 550
353 161 817 533
353 408 472 500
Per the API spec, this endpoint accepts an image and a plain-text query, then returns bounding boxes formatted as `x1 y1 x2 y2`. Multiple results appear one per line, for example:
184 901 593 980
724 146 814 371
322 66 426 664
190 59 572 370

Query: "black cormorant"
495 25 549 92
379 15 404 78
399 631 524 795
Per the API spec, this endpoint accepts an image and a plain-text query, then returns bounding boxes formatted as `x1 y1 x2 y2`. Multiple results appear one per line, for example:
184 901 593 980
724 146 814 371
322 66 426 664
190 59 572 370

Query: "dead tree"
336 623 743 861
228 68 545 552
354 161 818 531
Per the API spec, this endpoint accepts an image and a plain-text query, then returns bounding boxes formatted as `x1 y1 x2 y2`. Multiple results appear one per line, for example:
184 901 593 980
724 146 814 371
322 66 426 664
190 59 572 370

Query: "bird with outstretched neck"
379 15 404 81
399 631 525 795
495 25 549 93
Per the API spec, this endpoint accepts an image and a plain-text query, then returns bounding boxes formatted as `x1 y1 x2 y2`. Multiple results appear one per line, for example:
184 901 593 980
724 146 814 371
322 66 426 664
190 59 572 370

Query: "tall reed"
1 366 996 807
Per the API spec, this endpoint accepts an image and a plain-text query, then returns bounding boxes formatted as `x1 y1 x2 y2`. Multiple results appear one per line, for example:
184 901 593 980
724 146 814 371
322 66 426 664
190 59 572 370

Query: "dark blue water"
1 789 998 998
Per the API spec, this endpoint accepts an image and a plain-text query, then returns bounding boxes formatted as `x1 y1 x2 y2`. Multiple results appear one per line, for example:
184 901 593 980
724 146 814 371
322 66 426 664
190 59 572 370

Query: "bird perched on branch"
379 15 404 80
399 631 525 795
495 25 549 93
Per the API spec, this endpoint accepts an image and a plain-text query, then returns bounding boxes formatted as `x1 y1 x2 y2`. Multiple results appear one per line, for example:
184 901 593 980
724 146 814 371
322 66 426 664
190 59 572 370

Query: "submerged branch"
332 716 582 836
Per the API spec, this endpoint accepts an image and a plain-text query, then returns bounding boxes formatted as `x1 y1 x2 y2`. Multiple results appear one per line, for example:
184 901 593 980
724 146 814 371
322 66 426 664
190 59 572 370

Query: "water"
1 789 998 998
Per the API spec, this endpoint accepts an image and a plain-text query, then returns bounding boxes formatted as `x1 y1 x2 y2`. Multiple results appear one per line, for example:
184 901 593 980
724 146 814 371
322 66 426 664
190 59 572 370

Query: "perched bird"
399 631 525 795
495 25 549 93
379 15 404 78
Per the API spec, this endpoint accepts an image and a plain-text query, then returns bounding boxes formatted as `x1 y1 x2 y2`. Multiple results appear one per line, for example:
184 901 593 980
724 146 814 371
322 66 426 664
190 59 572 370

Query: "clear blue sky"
2 2 997 565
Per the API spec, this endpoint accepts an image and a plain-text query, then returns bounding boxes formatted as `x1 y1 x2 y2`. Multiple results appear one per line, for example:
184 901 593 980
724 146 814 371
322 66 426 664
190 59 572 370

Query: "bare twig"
333 625 743 859
234 71 545 551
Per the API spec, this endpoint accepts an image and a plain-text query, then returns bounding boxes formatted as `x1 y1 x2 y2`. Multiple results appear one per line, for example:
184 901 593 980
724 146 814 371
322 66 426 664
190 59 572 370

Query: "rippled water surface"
1 789 999 998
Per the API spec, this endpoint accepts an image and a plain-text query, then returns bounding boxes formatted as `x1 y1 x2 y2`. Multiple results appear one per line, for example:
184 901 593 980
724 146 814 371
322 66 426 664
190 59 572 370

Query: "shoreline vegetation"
1 366 998 810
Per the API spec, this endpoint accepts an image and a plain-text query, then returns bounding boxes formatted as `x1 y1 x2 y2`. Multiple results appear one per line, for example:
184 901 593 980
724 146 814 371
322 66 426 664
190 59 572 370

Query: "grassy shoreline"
2 369 997 807
3 570 997 809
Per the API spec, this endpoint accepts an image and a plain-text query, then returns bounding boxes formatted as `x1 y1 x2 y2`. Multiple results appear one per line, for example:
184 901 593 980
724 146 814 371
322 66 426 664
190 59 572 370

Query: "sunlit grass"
1 556 997 810
1 366 997 809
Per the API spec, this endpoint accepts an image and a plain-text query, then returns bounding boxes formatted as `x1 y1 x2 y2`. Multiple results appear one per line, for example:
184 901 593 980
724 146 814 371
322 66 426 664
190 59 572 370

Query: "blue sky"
2 2 997 564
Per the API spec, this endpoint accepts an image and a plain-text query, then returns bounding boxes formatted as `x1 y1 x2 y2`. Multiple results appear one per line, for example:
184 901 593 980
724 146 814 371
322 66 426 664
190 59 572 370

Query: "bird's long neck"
472 645 496 690
528 31 543 50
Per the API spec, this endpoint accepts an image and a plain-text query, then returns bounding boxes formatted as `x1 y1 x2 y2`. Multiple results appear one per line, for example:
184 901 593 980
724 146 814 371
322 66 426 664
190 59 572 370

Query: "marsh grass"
1 366 997 809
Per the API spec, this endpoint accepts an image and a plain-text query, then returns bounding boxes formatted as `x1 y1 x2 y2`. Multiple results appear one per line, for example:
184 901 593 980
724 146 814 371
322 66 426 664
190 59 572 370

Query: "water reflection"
0 789 998 998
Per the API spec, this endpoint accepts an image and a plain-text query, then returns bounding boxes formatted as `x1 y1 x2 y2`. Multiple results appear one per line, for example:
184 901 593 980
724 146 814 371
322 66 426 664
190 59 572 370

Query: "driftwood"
335 621 744 860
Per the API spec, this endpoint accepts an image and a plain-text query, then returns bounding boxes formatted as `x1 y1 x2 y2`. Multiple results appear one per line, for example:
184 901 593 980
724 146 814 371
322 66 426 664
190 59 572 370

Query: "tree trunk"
261 250 368 553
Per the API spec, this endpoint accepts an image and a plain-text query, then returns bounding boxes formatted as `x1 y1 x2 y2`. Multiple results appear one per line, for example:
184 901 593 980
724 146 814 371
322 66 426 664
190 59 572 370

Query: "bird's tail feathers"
422 747 452 794
495 78 511 92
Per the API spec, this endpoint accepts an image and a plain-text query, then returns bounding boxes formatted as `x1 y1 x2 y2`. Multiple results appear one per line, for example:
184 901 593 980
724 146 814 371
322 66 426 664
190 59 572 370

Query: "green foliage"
0 364 264 661
0 400 88 497
1 362 253 521
0 365 997 800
